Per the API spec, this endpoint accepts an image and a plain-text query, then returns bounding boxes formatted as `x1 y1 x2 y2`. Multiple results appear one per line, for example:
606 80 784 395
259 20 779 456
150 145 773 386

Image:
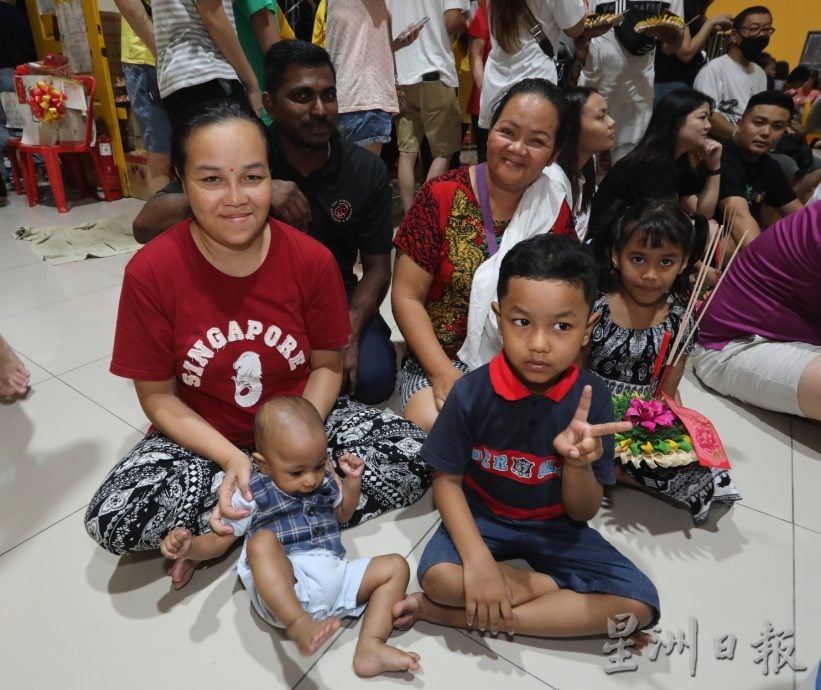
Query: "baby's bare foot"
287 615 341 656
160 527 193 560
353 638 421 677
630 629 653 653
391 592 426 631
161 528 198 590
168 559 197 590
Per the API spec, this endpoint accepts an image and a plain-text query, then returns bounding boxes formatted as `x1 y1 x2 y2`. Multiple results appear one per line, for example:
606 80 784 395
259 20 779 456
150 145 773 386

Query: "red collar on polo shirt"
489 353 579 402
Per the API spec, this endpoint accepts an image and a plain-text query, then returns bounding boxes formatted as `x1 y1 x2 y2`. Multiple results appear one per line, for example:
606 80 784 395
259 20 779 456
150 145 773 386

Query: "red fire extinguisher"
93 134 124 201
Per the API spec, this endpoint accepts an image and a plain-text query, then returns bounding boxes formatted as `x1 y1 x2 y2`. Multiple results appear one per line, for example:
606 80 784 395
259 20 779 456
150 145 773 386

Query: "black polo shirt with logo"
269 129 393 291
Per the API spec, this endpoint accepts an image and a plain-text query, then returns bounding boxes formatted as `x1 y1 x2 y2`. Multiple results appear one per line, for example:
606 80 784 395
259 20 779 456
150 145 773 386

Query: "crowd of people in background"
2 0 820 679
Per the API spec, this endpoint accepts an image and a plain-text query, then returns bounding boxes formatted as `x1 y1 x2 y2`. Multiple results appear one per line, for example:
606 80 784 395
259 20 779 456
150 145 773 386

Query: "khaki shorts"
396 80 462 158
691 337 821 417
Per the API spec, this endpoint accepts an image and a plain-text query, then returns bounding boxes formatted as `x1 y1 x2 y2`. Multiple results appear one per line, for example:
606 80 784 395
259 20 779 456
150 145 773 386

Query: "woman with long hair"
477 0 586 132
588 88 722 266
547 86 615 241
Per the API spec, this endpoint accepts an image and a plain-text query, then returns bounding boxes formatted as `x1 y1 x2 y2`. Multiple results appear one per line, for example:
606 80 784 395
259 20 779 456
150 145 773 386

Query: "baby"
161 396 419 676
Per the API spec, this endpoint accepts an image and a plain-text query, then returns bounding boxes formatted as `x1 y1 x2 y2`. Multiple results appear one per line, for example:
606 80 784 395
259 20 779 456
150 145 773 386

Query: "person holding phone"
388 0 469 212
326 0 403 156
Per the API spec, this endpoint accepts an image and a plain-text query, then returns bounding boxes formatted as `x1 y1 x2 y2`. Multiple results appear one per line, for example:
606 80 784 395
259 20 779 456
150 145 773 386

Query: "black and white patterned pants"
85 396 430 554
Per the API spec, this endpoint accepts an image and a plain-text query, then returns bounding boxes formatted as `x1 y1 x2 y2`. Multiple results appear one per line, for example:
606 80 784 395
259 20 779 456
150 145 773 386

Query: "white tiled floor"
1 192 819 689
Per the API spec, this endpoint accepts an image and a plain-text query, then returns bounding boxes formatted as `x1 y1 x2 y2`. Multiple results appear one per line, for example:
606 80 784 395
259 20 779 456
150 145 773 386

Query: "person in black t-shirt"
588 88 721 267
717 90 802 249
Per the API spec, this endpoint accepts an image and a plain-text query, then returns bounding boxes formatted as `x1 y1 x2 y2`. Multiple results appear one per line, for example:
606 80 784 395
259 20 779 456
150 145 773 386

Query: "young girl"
586 200 741 524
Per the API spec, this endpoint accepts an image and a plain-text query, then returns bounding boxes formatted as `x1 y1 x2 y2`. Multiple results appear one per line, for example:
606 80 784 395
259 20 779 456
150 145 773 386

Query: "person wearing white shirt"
693 6 772 139
478 0 586 129
389 0 469 212
578 0 688 162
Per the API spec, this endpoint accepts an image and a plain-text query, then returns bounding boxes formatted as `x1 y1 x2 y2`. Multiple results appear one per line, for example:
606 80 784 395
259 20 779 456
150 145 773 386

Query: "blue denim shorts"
123 63 172 154
418 504 660 627
337 109 392 146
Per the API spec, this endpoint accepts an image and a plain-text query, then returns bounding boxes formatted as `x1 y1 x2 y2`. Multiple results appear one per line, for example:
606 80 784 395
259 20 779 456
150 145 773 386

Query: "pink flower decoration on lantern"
624 397 676 432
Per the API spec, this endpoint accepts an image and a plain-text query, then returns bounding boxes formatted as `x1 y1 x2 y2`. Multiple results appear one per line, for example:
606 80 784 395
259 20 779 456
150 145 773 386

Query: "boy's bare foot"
0 336 30 399
287 615 341 656
160 528 198 590
391 592 428 631
630 629 653 652
353 638 421 677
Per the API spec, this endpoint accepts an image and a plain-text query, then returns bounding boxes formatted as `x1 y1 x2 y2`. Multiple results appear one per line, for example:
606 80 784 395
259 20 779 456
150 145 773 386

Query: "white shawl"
457 171 568 370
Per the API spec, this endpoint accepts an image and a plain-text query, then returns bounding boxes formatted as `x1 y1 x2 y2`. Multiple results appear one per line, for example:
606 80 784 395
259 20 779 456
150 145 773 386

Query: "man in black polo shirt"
718 90 802 249
131 41 397 404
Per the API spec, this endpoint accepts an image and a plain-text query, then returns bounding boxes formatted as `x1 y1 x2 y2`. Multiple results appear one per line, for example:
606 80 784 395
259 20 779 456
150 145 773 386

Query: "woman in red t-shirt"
84 101 429 587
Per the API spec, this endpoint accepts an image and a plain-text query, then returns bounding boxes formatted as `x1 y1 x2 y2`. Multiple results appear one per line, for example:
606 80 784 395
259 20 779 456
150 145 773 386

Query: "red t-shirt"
111 219 351 446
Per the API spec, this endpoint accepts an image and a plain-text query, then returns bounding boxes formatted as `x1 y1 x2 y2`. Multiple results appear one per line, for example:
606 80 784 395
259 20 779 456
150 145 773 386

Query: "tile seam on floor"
0 504 88 559
406 515 441 559
0 281 122 320
732 500 799 529
452 627 561 689
791 418 797 690
290 624 352 689
56 353 112 377
56 373 148 434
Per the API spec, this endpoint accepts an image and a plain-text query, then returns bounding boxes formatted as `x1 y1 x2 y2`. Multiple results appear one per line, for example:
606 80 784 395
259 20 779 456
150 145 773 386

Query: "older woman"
84 101 428 587
392 78 574 432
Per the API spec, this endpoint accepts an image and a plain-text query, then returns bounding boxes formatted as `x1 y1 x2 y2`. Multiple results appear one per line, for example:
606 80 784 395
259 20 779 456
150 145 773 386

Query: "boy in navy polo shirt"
161 397 420 676
392 235 660 638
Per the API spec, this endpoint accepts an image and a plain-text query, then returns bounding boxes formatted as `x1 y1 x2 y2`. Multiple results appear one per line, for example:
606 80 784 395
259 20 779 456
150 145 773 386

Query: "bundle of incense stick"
653 211 746 397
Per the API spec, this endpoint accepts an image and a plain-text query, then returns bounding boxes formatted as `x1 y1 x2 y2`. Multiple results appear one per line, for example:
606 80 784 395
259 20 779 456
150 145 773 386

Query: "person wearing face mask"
693 5 771 139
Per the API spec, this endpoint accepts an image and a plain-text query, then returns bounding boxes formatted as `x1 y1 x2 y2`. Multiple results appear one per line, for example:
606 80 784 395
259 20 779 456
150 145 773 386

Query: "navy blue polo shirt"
422 354 616 521
269 129 393 292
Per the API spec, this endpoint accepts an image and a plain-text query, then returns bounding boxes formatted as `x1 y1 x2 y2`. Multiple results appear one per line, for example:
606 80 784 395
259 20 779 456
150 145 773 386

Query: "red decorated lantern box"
13 74 89 146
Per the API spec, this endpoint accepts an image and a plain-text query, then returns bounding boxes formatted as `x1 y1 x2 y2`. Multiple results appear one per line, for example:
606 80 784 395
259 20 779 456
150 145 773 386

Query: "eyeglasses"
737 25 776 37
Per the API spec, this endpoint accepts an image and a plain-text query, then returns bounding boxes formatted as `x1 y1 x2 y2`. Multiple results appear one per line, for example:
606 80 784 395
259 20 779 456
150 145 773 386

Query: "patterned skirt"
621 463 742 524
85 396 430 554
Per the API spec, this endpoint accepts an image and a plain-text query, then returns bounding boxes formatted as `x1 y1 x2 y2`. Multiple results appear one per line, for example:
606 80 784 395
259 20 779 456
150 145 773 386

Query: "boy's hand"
554 385 633 466
464 559 515 635
337 452 365 479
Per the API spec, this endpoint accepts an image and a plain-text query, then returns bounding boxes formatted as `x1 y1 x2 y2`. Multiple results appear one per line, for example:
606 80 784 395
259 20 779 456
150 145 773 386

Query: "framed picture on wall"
799 31 821 72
